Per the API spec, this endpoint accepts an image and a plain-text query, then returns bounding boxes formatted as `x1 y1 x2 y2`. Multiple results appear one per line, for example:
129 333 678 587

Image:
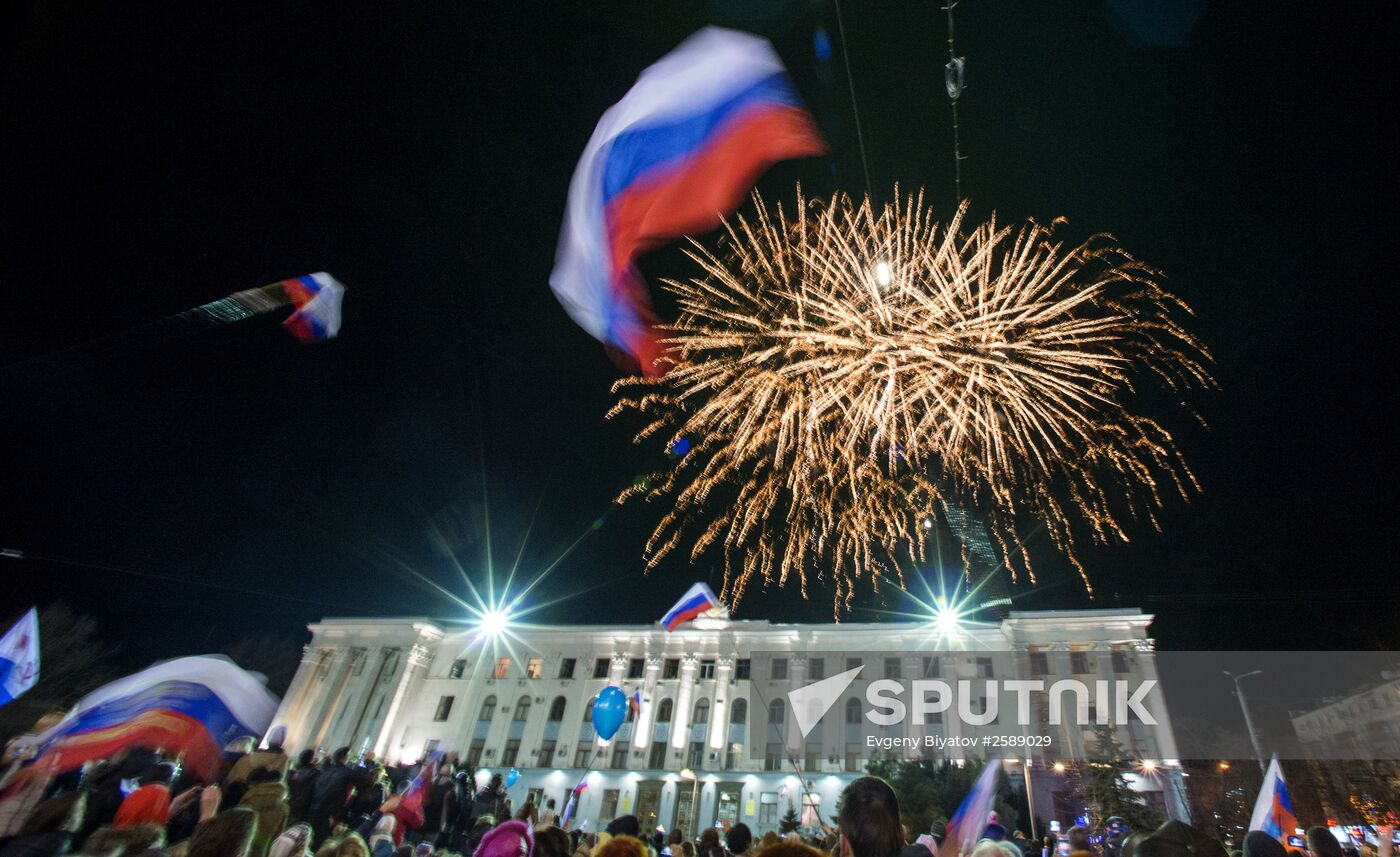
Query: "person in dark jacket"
421 769 457 848
0 791 85 857
469 776 506 828
308 748 369 847
288 750 319 824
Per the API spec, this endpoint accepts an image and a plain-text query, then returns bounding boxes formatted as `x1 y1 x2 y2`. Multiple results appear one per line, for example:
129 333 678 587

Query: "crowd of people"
0 729 1383 857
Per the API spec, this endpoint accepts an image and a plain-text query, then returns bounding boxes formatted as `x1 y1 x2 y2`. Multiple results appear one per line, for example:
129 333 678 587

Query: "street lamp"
680 768 699 839
1223 670 1266 773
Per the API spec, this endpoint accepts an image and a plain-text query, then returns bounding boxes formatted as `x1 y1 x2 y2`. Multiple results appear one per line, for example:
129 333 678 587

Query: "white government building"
268 603 1190 834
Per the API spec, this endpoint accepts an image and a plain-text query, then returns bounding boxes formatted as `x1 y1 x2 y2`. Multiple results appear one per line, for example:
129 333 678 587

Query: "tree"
223 633 303 696
866 757 997 838
779 804 801 833
0 604 119 741
1080 726 1163 831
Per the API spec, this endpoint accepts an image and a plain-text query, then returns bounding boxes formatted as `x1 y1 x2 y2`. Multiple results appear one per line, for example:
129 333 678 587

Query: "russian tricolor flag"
29 655 278 781
1249 757 1299 846
280 272 345 342
937 759 1001 857
661 582 721 632
551 27 826 376
629 690 643 716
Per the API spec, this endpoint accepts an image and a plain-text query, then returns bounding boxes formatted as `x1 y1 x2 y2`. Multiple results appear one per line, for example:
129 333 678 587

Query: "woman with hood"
241 767 291 857
228 728 292 788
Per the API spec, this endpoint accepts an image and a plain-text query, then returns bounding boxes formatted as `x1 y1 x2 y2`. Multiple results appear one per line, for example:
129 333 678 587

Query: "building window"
846 657 862 672
548 696 567 722
693 699 710 733
924 709 943 726
735 659 751 680
976 657 994 678
921 656 940 678
808 658 824 681
628 658 645 679
558 658 576 680
466 739 484 768
648 741 667 769
527 658 544 679
573 745 591 767
449 659 467 679
501 739 520 766
583 699 594 722
664 658 680 679
434 696 455 722
656 699 674 723
688 741 704 769
594 658 610 679
846 698 862 724
845 744 862 772
768 699 785 725
700 659 716 679
478 695 497 722
493 658 511 679
1111 651 1130 674
539 739 557 763
1029 652 1049 676
599 789 620 821
771 658 789 680
884 657 901 679
804 742 821 771
1071 652 1090 675
763 743 782 771
514 696 531 722
730 699 747 724
609 744 628 769
759 792 779 826
725 742 741 769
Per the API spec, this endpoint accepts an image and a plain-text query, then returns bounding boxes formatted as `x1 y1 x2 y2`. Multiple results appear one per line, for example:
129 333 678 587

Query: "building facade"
269 607 1189 834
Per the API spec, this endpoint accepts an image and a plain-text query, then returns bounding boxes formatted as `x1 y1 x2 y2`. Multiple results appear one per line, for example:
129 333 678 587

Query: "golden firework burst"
609 188 1213 615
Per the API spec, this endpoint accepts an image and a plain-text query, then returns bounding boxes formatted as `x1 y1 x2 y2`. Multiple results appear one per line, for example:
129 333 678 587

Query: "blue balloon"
592 685 628 741
506 767 520 787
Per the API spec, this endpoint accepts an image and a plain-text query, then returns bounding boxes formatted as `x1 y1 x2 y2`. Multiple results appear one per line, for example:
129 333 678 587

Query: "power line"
832 0 873 197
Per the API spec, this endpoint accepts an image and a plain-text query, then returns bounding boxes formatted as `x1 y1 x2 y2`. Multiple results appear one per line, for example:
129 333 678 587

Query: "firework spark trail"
610 188 1213 616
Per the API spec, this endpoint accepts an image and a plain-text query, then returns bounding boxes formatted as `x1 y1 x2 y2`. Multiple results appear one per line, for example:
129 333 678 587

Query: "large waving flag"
938 759 1001 857
0 608 40 707
551 26 826 376
1249 756 1299 845
661 582 721 632
30 655 278 781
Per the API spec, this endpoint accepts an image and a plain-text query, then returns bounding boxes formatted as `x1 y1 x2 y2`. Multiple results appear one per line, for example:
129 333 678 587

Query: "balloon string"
832 0 873 198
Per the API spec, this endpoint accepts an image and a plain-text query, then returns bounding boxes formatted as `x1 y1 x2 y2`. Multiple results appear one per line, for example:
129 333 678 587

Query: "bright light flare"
932 603 963 639
477 608 511 638
1053 762 1067 774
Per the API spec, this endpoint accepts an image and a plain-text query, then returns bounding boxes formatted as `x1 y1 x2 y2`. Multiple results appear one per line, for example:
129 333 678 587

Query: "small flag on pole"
629 690 643 716
561 776 588 830
661 582 721 632
0 608 40 708
1249 756 1299 846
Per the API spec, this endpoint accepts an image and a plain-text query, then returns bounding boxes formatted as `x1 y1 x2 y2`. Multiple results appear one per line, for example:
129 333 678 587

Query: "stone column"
373 644 433 759
309 647 360 751
786 656 807 757
671 655 698 750
708 656 733 750
634 655 663 750
275 646 330 753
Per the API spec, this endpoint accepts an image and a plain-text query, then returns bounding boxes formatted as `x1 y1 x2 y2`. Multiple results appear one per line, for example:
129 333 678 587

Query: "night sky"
2 0 1396 670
